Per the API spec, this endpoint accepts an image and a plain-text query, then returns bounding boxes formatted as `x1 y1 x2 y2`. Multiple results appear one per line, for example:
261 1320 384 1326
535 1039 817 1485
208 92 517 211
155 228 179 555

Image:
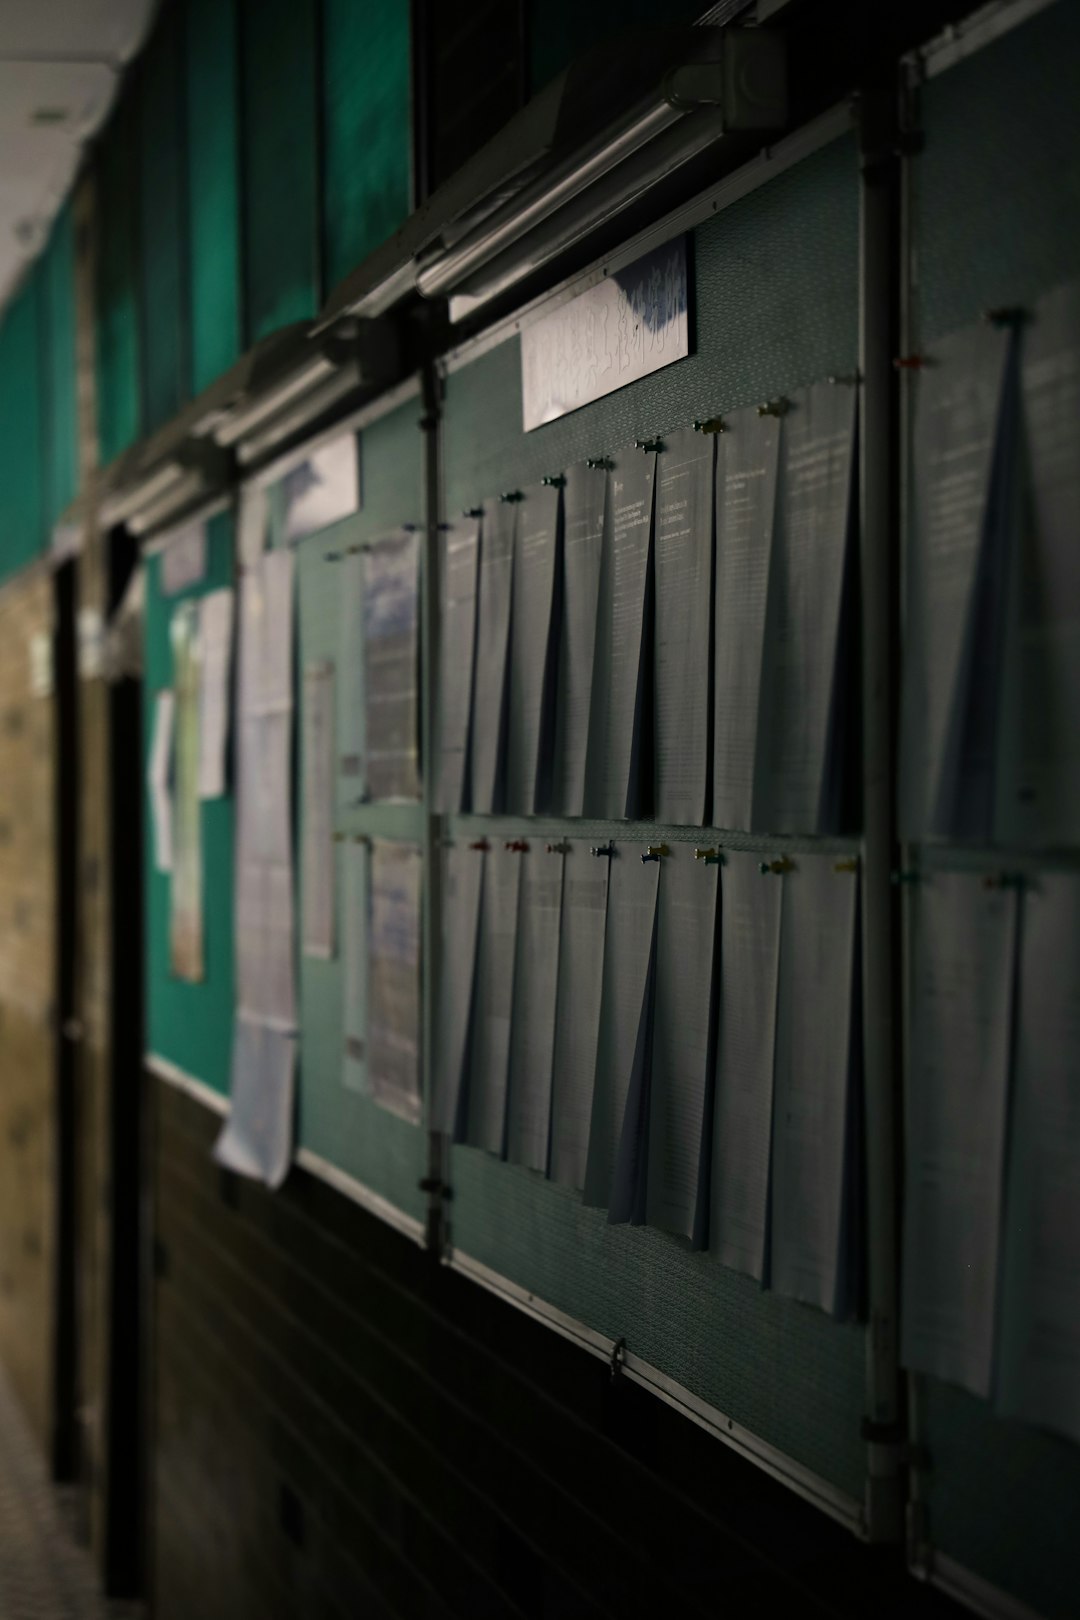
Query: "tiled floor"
0 1370 134 1620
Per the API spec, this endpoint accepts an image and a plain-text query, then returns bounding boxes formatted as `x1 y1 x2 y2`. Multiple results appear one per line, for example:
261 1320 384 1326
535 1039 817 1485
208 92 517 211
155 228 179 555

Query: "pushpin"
693 417 727 434
694 847 722 865
759 855 794 875
591 842 615 858
546 840 570 854
540 474 566 488
894 354 929 370
586 456 612 470
463 507 483 519
834 857 859 874
641 843 669 863
757 397 790 418
982 870 1026 891
505 839 529 852
324 550 343 562
828 372 861 386
499 489 524 503
469 838 490 852
983 306 1026 329
635 437 664 454
890 869 920 885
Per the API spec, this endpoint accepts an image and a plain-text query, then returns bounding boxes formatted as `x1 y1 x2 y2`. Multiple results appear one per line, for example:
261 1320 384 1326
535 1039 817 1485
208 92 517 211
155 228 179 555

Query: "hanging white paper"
646 845 719 1242
506 845 563 1169
769 854 858 1315
584 453 655 819
341 837 368 1094
548 840 610 1189
506 483 561 814
470 501 515 813
552 464 607 816
432 843 484 1137
583 847 659 1211
198 587 234 799
213 1016 296 1189
368 840 422 1123
466 843 523 1154
754 383 856 834
709 849 781 1279
336 548 365 808
713 409 780 832
901 871 1017 1396
653 430 714 825
997 875 1080 1442
161 521 207 597
301 660 335 959
148 689 175 874
237 483 269 571
282 433 360 542
364 530 421 802
434 516 480 813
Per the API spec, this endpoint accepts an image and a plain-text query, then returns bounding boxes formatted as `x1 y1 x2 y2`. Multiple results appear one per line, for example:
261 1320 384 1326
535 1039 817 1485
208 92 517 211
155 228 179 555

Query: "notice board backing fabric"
442 134 866 1499
145 512 236 1095
186 0 242 394
295 398 426 1227
909 7 1080 1615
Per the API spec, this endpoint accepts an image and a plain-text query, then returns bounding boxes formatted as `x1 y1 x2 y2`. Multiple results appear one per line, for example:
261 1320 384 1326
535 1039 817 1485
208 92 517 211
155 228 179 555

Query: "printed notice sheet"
506 845 564 1169
506 483 561 814
997 875 1080 1441
471 501 515 813
213 1016 296 1189
341 837 368 1094
161 521 207 597
336 548 365 809
709 849 782 1279
585 453 655 819
901 872 1017 1396
434 516 480 813
646 844 719 1242
148 690 175 874
653 429 714 825
583 848 659 1212
368 840 422 1123
363 531 420 802
432 843 484 1138
170 601 204 982
552 465 607 815
713 409 779 832
282 433 359 543
465 842 522 1153
769 853 858 1315
754 383 856 834
548 840 610 1189
301 660 335 958
197 587 234 799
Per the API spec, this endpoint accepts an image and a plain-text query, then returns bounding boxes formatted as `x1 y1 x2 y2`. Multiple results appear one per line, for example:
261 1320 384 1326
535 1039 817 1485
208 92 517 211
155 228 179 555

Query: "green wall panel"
0 276 44 582
186 0 242 394
95 85 142 467
39 204 79 531
139 3 190 431
442 135 867 1499
322 0 411 291
294 400 426 1223
911 8 1080 1615
145 511 236 1095
241 0 320 342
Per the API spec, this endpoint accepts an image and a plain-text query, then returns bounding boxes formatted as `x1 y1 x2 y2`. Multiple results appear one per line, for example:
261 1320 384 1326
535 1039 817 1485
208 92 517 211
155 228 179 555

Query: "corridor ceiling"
0 0 155 312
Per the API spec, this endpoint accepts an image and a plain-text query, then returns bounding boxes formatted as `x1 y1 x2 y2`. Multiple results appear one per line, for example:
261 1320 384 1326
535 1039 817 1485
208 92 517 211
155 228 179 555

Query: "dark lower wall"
154 1078 958 1620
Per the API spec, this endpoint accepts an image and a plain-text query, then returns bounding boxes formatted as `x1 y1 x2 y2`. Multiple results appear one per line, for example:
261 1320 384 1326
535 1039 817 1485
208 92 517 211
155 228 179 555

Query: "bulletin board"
904 4 1080 1614
144 508 236 1095
439 132 870 1509
290 393 428 1227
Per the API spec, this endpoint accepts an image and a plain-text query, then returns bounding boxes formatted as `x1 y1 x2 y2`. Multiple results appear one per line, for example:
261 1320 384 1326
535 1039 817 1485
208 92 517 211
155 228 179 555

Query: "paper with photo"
548 841 609 1189
552 464 606 816
470 501 515 813
653 430 714 825
506 483 561 813
432 843 484 1137
434 516 480 813
364 531 421 801
368 840 422 1123
282 433 359 542
900 871 1016 1395
506 846 563 1169
198 587 234 799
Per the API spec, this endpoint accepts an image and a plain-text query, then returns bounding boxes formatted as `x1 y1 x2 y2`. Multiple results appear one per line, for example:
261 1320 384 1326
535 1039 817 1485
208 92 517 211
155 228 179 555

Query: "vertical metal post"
858 89 905 1545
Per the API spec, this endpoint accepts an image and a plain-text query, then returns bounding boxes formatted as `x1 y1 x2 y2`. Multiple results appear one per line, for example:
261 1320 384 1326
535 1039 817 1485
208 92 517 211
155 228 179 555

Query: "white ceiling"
0 0 157 314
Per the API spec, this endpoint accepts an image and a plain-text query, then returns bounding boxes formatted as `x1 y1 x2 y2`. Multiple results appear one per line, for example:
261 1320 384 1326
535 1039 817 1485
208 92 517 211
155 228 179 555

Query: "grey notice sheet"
646 845 719 1242
548 840 610 1189
769 854 858 1315
713 409 780 832
899 320 1011 839
213 1017 296 1189
506 483 561 813
434 517 480 813
583 847 660 1212
755 382 856 834
336 550 365 807
552 464 607 815
368 840 422 1123
341 837 368 1094
710 849 782 1279
998 280 1080 846
998 876 1080 1442
584 453 656 819
466 843 522 1153
301 660 335 959
901 872 1016 1397
432 843 483 1137
471 501 515 813
653 430 714 824
363 531 420 801
506 845 564 1169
